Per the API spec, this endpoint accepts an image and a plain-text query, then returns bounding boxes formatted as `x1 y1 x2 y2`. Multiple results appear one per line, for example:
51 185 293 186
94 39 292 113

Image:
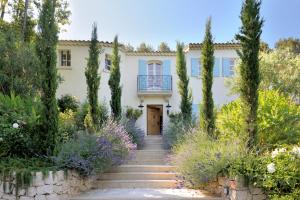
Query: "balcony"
137 75 172 96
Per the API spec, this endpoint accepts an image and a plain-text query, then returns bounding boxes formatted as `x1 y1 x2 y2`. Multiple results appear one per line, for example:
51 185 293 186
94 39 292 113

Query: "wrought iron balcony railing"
137 75 172 92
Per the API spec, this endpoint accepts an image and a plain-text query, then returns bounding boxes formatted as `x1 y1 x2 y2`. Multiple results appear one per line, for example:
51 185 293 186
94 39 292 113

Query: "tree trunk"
0 0 8 19
22 0 30 41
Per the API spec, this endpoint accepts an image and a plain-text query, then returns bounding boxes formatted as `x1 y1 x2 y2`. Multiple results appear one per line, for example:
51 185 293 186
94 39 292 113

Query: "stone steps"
109 165 175 173
126 159 168 165
143 143 164 150
70 136 221 200
99 172 178 180
96 180 179 189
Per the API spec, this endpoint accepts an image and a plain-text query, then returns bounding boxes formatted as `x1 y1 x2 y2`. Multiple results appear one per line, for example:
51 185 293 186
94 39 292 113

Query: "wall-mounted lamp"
138 103 144 113
166 102 171 115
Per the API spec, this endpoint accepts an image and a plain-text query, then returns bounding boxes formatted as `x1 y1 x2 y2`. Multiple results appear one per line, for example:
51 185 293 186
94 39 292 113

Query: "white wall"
57 44 238 134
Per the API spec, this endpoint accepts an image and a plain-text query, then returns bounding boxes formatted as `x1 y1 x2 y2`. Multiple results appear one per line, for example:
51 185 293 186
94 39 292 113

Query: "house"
57 40 239 135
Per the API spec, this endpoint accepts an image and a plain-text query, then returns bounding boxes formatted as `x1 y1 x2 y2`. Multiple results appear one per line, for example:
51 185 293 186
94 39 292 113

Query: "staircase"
70 135 221 200
96 135 178 189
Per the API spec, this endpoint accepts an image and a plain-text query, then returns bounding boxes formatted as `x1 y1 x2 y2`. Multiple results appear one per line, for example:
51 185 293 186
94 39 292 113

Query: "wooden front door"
147 105 162 135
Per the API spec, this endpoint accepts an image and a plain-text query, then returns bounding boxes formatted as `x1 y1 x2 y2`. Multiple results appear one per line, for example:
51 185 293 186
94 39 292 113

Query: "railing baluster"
137 75 172 92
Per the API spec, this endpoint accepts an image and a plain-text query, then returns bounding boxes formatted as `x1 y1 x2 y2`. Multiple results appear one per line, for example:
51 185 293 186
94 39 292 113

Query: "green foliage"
228 147 300 199
1 0 71 34
136 42 154 52
54 133 112 176
227 49 300 102
0 93 42 157
36 0 59 155
57 94 79 112
176 42 192 122
0 157 55 191
260 49 300 101
109 36 122 120
124 43 134 52
125 107 142 121
158 42 171 52
235 0 263 149
75 102 108 133
173 130 246 188
0 28 40 96
58 109 77 143
10 0 36 42
121 116 145 149
85 23 101 129
200 17 215 137
163 113 195 149
216 90 300 148
275 37 300 54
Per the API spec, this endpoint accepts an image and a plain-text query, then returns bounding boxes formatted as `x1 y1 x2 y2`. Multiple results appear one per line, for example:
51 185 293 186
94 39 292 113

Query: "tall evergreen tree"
36 0 58 154
236 0 263 149
200 17 215 137
108 35 122 120
85 23 101 128
176 42 192 122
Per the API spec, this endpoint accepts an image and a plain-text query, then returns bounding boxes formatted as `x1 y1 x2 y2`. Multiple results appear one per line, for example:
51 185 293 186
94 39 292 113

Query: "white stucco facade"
56 40 239 134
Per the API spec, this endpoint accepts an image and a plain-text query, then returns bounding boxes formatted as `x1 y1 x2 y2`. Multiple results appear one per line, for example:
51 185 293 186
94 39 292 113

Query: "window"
229 58 235 76
60 50 71 67
191 58 201 77
105 54 111 71
147 61 163 89
222 58 236 77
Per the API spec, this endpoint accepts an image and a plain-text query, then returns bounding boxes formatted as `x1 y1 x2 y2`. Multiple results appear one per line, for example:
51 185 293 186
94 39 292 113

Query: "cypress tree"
236 0 263 149
200 17 215 137
108 35 122 120
176 42 192 122
85 23 101 129
36 0 58 154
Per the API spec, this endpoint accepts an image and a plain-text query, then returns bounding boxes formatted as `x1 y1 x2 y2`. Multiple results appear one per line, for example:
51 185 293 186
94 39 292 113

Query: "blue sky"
59 0 300 50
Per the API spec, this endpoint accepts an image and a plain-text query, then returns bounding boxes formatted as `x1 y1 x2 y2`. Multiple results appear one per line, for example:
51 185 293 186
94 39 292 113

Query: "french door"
147 62 163 89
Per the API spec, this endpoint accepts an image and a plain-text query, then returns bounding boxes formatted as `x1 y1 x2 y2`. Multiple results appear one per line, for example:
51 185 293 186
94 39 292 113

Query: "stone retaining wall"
0 170 96 200
204 177 267 200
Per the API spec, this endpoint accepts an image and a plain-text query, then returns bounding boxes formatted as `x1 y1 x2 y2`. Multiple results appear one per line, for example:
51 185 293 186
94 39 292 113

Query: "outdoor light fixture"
166 102 171 115
138 103 144 113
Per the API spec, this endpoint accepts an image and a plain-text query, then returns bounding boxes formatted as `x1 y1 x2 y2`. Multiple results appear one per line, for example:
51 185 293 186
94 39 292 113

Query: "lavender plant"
55 133 121 176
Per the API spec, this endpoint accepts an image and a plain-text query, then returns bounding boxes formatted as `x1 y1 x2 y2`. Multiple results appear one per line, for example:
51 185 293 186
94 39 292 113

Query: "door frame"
147 104 163 135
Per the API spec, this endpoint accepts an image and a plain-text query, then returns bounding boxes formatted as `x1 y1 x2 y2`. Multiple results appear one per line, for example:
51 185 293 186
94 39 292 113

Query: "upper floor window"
229 58 235 76
105 54 112 71
60 50 71 67
222 58 236 77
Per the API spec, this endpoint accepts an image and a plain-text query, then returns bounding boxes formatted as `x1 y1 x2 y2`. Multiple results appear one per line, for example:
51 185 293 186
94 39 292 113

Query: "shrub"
0 93 42 157
125 107 142 121
121 117 145 149
55 133 116 176
99 119 136 162
228 146 300 199
57 94 79 112
163 113 195 149
173 130 245 188
216 90 300 148
75 101 108 132
0 157 56 190
58 109 77 144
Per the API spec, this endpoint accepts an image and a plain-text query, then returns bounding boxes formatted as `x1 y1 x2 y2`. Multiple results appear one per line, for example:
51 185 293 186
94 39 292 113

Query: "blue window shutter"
138 59 147 75
213 57 220 77
163 60 171 90
222 58 232 77
163 60 171 75
138 59 147 90
191 58 200 77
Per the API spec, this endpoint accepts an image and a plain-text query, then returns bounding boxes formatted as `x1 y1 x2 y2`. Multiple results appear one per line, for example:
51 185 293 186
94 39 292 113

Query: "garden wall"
204 177 267 200
0 170 96 200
